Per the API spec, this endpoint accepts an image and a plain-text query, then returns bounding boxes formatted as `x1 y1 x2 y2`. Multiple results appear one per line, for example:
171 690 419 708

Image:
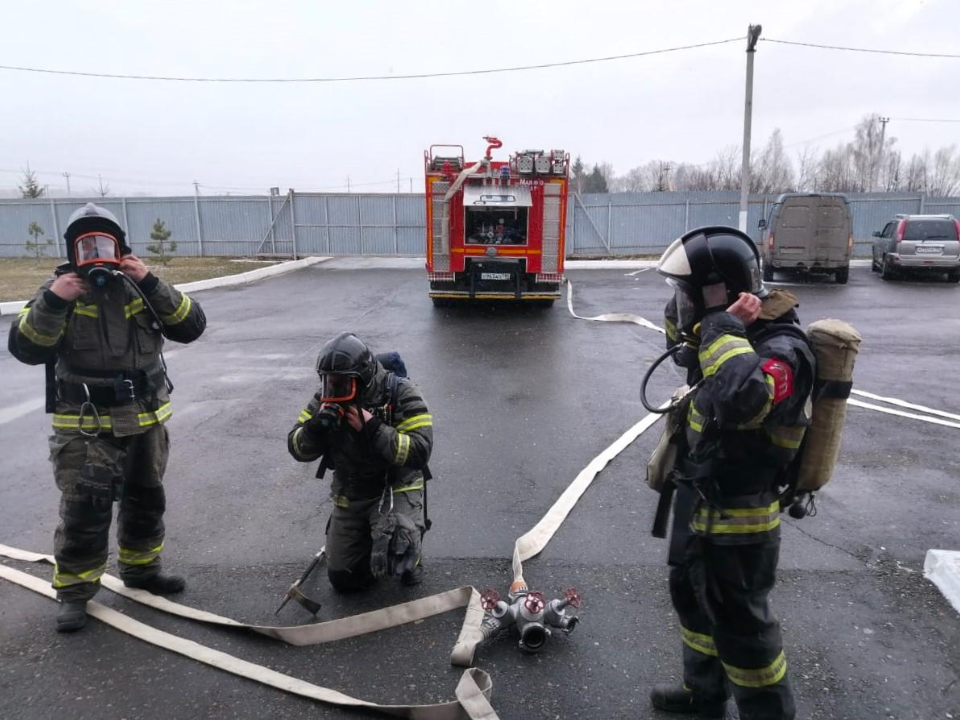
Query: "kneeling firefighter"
647 227 816 719
8 203 206 632
287 333 433 591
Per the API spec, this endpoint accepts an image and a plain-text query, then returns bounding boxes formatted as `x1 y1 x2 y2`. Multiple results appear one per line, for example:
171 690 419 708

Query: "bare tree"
819 143 857 192
751 129 794 194
96 174 111 198
881 150 903 192
714 145 741 191
927 146 960 197
904 151 929 192
795 146 820 192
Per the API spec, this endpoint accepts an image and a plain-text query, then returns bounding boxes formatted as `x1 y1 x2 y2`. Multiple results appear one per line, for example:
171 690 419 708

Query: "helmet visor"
320 374 358 403
74 232 121 267
668 279 699 331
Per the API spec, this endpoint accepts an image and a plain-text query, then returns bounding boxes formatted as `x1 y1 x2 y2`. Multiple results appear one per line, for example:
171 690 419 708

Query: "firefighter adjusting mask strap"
320 374 358 404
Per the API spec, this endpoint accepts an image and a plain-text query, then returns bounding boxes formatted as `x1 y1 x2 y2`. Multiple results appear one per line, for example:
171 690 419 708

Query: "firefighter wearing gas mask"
649 227 815 720
7 203 206 632
287 333 433 591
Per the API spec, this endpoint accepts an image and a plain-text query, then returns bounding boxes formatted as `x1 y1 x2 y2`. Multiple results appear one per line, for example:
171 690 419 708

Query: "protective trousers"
325 489 424 592
669 534 796 720
49 425 170 601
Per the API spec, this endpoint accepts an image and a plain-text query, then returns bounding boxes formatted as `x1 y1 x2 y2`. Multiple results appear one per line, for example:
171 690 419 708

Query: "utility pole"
874 117 890 191
193 180 200 196
396 169 401 193
739 24 762 233
409 177 413 193
62 172 71 196
346 176 351 193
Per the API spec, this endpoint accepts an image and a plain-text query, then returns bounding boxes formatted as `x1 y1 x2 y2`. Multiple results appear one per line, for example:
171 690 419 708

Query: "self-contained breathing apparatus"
642 227 861 534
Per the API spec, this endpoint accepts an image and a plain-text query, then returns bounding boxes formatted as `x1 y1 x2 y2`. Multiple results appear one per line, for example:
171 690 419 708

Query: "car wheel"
871 251 880 272
880 256 897 281
947 270 960 284
835 267 849 284
762 262 774 282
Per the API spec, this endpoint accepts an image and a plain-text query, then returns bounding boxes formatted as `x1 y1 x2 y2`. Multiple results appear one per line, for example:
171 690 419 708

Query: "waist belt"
58 363 164 408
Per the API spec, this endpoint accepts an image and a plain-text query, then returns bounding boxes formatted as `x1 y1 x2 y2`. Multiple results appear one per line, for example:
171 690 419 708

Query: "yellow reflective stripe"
52 562 106 588
768 425 806 450
118 543 163 566
688 403 705 433
665 318 678 343
394 433 411 464
138 402 173 426
333 494 350 508
51 402 172 431
161 294 192 325
292 427 306 456
17 312 64 347
393 479 424 494
124 298 144 319
723 651 788 688
699 334 754 377
298 409 313 423
74 302 98 318
692 501 781 534
681 626 718 657
738 377 775 430
396 414 432 433
52 414 113 431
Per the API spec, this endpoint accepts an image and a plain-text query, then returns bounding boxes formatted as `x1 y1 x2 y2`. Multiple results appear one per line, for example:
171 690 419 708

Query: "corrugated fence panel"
3 192 959 258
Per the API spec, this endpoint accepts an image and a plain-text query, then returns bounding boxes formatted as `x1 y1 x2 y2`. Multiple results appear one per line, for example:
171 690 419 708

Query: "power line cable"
762 38 960 59
889 117 960 123
0 38 742 83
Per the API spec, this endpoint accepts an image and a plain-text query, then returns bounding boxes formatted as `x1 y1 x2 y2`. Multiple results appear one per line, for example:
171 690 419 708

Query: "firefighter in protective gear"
650 227 815 719
8 203 206 632
287 333 433 591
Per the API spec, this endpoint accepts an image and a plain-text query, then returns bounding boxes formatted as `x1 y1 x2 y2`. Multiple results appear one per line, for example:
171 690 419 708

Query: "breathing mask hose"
640 345 685 414
114 271 174 393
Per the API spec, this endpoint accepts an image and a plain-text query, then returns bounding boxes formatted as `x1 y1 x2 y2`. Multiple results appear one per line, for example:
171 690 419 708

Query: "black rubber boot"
400 565 423 587
124 574 186 595
56 600 88 633
650 685 726 717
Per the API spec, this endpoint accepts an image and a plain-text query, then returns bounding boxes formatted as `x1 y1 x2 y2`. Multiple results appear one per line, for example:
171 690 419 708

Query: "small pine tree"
25 221 52 263
146 219 177 265
19 167 45 198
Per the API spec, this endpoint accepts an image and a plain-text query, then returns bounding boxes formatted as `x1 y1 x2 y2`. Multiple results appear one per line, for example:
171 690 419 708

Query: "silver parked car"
871 214 960 283
759 193 853 284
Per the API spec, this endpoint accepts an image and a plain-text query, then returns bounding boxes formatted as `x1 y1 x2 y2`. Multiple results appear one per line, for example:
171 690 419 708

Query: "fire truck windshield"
465 206 528 245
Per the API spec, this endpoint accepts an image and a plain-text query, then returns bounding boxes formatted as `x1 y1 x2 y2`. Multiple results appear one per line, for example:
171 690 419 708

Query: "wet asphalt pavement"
1 259 958 720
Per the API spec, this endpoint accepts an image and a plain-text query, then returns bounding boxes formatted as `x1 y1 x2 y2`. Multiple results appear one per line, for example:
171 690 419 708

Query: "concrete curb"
0 256 331 316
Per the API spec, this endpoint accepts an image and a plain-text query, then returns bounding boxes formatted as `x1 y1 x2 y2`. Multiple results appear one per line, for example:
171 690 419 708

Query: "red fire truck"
424 138 569 306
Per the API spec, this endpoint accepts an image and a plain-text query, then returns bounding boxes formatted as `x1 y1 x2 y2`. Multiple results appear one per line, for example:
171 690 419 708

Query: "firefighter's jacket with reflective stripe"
665 298 815 548
8 271 206 436
287 365 433 502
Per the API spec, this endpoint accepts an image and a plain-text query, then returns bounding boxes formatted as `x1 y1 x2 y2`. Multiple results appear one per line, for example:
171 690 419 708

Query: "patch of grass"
0 257 279 302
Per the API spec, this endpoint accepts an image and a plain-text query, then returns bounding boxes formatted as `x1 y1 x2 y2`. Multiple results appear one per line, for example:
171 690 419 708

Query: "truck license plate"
481 272 511 280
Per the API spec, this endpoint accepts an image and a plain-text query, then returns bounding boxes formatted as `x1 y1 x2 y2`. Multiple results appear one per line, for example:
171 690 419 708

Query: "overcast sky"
2 0 958 196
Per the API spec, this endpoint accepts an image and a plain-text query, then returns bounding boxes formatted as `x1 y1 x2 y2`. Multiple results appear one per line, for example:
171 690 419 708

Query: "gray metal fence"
2 191 958 259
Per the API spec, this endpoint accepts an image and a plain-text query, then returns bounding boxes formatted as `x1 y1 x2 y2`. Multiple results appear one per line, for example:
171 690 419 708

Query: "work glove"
370 512 421 579
388 514 422 577
304 403 343 437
